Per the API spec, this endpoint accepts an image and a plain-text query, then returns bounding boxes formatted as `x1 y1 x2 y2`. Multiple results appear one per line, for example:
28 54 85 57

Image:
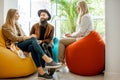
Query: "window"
51 0 105 39
18 0 55 36
18 0 105 39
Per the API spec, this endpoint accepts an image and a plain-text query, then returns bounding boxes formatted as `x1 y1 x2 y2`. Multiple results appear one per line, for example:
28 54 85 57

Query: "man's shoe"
45 61 61 68
48 68 56 76
38 73 53 79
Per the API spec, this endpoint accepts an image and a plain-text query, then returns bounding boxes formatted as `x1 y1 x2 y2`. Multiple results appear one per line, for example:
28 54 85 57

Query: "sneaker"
48 68 56 76
56 62 62 65
45 61 61 68
38 73 53 80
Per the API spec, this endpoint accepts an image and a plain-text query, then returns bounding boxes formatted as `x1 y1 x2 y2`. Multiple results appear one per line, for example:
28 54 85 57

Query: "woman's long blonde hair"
4 9 18 27
78 1 89 17
77 1 89 25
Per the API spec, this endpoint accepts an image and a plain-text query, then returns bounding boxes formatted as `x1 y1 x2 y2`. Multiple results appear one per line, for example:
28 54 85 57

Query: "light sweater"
71 13 93 38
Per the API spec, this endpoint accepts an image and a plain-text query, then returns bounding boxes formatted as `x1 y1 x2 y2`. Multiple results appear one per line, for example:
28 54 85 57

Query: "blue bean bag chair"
52 37 59 62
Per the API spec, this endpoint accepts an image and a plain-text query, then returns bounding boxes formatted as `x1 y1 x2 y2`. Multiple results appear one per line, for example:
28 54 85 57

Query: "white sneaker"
17 50 26 59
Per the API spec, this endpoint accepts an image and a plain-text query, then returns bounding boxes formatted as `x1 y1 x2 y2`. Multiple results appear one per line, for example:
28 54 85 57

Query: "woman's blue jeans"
17 37 45 67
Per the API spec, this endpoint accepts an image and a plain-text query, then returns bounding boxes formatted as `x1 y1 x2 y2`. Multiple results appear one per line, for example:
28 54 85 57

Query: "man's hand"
38 40 42 44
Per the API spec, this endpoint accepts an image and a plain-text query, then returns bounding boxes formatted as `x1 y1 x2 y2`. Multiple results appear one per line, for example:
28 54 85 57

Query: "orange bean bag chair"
0 28 36 78
65 30 105 76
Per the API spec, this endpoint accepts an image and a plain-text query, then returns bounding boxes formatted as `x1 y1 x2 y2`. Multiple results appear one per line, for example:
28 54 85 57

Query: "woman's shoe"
45 61 61 68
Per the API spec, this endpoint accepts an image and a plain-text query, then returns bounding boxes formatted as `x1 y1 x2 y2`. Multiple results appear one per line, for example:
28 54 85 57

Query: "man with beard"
30 9 59 79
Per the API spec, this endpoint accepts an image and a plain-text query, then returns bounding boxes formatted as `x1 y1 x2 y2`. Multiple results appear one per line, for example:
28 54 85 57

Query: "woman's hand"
30 34 37 38
23 34 37 40
23 36 30 40
65 33 72 37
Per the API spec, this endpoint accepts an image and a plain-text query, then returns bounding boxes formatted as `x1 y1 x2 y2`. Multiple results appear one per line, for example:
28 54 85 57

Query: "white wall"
105 0 120 80
0 0 18 27
0 0 4 27
4 0 18 20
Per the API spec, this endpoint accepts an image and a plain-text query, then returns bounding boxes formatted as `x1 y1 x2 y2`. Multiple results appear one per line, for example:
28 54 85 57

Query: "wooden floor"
0 66 104 80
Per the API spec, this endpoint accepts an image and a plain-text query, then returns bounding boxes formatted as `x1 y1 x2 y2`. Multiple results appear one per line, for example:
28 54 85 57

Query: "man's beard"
40 18 47 23
40 18 48 27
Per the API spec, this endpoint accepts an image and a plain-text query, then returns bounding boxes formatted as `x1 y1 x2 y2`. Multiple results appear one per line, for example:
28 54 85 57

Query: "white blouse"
71 13 93 38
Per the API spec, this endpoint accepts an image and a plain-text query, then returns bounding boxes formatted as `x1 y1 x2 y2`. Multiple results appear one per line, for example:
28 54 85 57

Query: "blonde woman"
58 1 93 64
2 9 60 79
